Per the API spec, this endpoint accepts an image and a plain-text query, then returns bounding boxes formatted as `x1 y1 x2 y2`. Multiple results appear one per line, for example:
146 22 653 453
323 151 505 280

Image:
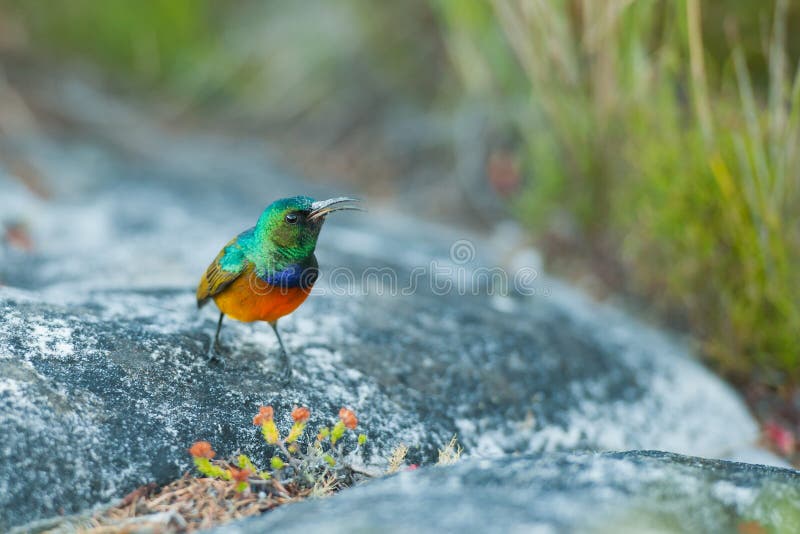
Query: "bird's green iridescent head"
253 195 363 262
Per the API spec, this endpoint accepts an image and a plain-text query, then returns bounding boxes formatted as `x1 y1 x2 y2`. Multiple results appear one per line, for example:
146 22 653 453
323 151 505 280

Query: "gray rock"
218 451 800 534
0 96 763 529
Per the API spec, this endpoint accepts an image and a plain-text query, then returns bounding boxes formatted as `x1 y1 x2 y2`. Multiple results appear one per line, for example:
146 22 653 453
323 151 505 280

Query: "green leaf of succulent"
286 422 305 443
238 454 257 472
262 421 280 445
331 421 346 445
271 456 285 470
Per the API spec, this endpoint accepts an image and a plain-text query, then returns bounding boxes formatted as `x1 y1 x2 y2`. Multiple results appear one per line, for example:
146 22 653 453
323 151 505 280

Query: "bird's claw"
206 339 228 366
207 352 226 366
276 366 292 386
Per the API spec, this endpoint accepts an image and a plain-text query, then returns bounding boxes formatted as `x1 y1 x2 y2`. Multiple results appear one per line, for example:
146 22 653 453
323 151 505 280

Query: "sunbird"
196 196 363 376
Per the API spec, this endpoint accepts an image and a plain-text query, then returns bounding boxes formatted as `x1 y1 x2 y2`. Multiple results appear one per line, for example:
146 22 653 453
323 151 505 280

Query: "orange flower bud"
291 406 310 423
253 406 274 426
229 467 251 483
188 441 215 459
339 407 358 430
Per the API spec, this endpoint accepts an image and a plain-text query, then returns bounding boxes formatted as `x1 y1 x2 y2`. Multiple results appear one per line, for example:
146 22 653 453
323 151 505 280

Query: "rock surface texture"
0 85 785 531
217 451 800 534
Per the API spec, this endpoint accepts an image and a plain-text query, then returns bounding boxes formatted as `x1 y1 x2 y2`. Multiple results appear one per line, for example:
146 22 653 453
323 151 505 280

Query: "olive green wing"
196 237 250 308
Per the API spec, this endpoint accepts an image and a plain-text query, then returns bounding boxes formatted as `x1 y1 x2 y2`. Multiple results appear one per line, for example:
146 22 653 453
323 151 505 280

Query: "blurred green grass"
2 0 799 384
1 0 218 84
0 0 445 119
434 0 800 384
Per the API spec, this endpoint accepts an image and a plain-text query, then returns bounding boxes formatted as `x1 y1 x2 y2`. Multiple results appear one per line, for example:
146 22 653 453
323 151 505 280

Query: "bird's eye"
285 213 299 224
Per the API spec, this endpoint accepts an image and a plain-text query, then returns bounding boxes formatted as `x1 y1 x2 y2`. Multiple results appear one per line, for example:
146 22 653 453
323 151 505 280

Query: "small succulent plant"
189 405 368 495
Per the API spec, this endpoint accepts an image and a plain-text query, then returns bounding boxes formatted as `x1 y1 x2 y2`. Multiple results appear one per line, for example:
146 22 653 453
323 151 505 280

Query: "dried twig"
82 474 312 534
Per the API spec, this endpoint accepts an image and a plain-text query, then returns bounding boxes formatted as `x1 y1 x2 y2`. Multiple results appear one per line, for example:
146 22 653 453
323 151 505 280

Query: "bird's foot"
206 354 225 367
206 340 229 366
274 365 292 386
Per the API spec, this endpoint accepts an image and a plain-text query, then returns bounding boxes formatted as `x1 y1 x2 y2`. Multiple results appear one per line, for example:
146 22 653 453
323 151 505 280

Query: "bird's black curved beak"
308 197 365 221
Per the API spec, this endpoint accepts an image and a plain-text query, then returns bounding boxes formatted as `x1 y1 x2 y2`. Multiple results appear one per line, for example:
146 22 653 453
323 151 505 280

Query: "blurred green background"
1 0 799 387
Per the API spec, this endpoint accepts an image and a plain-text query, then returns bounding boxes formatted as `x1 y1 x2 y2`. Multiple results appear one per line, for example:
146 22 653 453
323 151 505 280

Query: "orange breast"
212 271 312 323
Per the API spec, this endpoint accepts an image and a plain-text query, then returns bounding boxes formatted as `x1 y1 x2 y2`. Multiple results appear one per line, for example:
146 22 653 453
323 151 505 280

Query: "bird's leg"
269 321 291 382
208 312 226 362
214 312 225 350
